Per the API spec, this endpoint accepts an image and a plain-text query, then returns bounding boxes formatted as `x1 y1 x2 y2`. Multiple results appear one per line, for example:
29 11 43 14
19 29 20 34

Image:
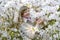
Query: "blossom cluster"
0 0 60 40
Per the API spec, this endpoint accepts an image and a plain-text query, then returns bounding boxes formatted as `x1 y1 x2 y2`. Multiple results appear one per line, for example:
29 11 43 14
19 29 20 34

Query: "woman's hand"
36 18 43 24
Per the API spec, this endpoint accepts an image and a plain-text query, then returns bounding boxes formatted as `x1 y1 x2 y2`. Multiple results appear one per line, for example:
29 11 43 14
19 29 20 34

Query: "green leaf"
9 31 15 38
2 37 7 40
16 36 23 40
48 19 56 25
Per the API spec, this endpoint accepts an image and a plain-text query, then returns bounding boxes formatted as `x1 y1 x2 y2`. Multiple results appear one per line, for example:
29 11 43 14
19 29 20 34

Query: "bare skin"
36 18 43 25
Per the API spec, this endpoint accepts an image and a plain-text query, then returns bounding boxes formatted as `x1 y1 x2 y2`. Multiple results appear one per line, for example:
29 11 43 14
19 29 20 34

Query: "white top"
20 22 39 39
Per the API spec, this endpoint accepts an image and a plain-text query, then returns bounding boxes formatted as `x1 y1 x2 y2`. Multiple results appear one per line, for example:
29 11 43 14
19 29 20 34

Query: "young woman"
19 6 43 40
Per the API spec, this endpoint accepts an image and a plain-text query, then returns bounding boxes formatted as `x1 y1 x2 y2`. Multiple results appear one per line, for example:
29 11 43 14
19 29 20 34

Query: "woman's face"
23 9 30 18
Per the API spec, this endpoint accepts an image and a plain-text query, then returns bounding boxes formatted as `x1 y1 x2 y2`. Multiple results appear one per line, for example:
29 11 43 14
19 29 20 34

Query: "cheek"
24 13 30 17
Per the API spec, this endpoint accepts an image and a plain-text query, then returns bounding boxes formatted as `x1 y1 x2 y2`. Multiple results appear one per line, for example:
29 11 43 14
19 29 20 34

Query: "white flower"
30 8 37 18
39 30 45 36
2 31 8 37
49 37 52 40
38 11 46 16
45 0 51 4
53 34 58 38
11 28 17 32
49 14 58 20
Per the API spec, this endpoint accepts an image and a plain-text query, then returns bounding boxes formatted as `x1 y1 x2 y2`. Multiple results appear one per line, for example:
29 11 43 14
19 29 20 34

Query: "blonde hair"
18 6 29 24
